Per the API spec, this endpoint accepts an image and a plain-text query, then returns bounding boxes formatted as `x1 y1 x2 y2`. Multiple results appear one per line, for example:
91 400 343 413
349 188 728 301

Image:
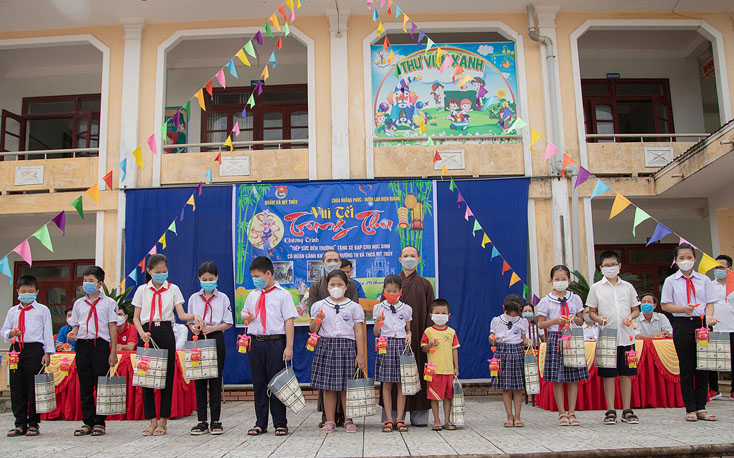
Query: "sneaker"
710 392 723 401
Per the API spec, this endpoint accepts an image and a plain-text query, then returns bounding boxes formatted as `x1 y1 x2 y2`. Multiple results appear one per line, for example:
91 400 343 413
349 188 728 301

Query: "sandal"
685 412 698 422
210 422 224 435
90 425 106 436
432 423 442 431
321 421 336 433
442 423 457 430
142 421 157 436
567 413 580 426
382 421 394 432
248 425 267 436
274 426 288 436
7 427 25 437
26 426 39 437
696 410 717 421
74 425 92 436
344 420 357 433
513 419 525 427
191 422 209 435
503 420 514 427
153 423 167 436
604 410 617 425
621 409 639 424
395 420 408 432
558 414 570 426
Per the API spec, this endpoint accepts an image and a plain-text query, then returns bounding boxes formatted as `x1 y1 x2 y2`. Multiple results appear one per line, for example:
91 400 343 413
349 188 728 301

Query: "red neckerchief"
255 286 277 333
683 275 696 305
18 303 33 349
85 296 102 343
199 292 217 324
150 283 169 324
558 296 570 332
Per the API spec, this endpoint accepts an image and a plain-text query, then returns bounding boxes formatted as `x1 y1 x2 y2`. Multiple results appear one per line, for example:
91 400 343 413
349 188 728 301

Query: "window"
12 259 95 333
582 79 674 142
594 244 677 299
200 84 308 151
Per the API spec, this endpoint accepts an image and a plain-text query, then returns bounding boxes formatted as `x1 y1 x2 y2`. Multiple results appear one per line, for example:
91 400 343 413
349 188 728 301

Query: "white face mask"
601 266 620 278
553 280 569 292
432 313 449 326
677 260 695 272
328 287 345 299
66 318 73 326
401 256 419 271
325 262 341 274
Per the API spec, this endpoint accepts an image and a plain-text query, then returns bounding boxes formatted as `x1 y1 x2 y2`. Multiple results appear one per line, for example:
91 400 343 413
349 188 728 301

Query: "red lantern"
696 327 710 346
424 362 436 381
488 357 501 377
376 336 388 354
625 349 638 368
237 334 251 354
137 356 150 375
63 343 71 351
190 348 202 366
7 350 19 370
59 357 71 376
306 333 319 351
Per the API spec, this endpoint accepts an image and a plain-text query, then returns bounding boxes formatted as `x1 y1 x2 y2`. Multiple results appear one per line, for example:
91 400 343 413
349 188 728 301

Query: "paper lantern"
697 327 710 346
488 357 501 377
404 193 417 210
625 349 638 368
306 333 319 351
411 201 424 231
397 207 410 229
59 357 71 376
376 336 388 354
7 350 19 370
424 362 436 381
137 356 150 375
237 334 251 354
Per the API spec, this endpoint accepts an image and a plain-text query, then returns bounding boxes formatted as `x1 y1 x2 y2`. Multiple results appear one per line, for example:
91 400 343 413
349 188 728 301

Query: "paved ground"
2 398 734 457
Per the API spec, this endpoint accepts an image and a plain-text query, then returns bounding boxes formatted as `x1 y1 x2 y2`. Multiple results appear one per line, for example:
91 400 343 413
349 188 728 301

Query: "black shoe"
191 422 209 435
210 421 224 435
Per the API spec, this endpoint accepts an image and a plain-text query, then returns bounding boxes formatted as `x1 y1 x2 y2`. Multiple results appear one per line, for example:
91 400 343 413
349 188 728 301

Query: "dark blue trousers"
248 337 288 429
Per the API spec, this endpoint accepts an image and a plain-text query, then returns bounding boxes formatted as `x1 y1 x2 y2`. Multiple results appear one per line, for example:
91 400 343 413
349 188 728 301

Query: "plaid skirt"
544 331 589 383
375 337 405 383
492 342 525 391
311 337 357 392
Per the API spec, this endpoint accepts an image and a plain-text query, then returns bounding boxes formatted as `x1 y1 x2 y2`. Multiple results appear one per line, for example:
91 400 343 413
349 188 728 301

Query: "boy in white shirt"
710 255 733 399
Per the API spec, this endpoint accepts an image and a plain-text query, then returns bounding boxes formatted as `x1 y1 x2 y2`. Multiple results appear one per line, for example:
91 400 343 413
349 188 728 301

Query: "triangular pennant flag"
146 134 158 155
254 30 263 46
509 272 521 287
609 193 631 220
501 260 511 275
449 177 456 192
279 4 287 21
632 208 651 237
244 40 256 58
102 170 113 190
507 117 527 132
383 36 390 51
387 0 392 14
424 38 434 54
574 166 591 189
543 141 559 164
224 135 233 151
296 0 301 9
530 129 543 149
560 153 574 178
472 219 481 236
117 157 127 182
137 258 146 273
522 284 531 300
441 164 448 176
727 270 734 299
205 79 213 97
186 194 196 211
215 151 222 165
194 89 206 111
0 256 11 284
457 74 473 88
679 236 698 250
433 150 442 163
402 14 410 32
168 221 177 235
532 294 541 306
118 279 125 292
276 36 283 49
646 222 673 246
173 110 180 129
160 120 168 139
426 136 434 150
205 168 213 185
232 123 241 138
269 51 277 68
481 233 491 248
184 99 190 115
376 21 384 36
13 240 32 266
464 205 474 221
247 93 256 108
71 196 84 220
439 54 453 73
270 13 280 31
697 253 721 274
491 246 500 260
590 179 611 199
417 30 426 44
32 225 53 252
289 7 296 21
86 183 100 204
196 183 203 196
372 8 378 22
158 233 167 250
255 80 263 95
456 191 465 208
215 69 226 88
286 0 294 9
283 22 290 36
261 66 270 81
436 47 444 59
131 145 144 169
226 59 238 78
148 245 157 256
264 22 273 38
236 49 250 67
395 5 402 21
52 211 66 236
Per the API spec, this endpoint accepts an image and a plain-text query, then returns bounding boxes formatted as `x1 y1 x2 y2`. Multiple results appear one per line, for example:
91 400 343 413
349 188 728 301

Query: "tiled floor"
2 397 734 457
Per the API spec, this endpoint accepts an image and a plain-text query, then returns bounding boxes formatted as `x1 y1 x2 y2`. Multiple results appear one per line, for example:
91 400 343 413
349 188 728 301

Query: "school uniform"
188 289 233 424
536 293 589 383
490 315 528 391
710 280 734 393
116 321 138 349
661 270 716 413
373 300 413 383
310 298 365 392
1 301 55 430
636 313 673 336
587 277 640 378
243 283 298 429
420 326 460 400
70 293 118 428
132 280 185 419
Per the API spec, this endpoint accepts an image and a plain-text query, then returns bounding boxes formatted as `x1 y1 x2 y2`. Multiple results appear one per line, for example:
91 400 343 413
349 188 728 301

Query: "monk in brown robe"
379 245 434 426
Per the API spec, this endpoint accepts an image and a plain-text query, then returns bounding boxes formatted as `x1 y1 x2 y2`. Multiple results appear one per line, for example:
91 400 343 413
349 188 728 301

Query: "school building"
0 0 733 331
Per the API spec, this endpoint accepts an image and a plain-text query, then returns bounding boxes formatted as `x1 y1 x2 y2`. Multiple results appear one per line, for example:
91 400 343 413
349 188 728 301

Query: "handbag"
184 335 219 380
399 344 421 395
449 376 465 426
132 337 168 389
34 366 56 414
697 331 732 371
523 348 540 395
267 360 306 413
345 369 376 418
96 367 127 416
595 326 618 369
561 327 587 368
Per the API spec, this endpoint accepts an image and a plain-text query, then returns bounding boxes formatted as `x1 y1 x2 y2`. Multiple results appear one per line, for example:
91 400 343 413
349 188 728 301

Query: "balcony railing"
167 139 307 153
586 133 709 143
0 147 99 160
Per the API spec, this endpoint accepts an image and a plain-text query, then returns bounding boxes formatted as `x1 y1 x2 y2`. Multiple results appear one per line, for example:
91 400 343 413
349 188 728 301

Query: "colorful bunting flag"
215 152 222 165
270 13 280 31
574 166 591 189
255 30 263 46
158 233 167 250
632 208 651 237
433 150 442 163
464 205 473 221
439 54 453 73
395 5 402 21
196 183 203 196
261 66 270 81
472 219 481 236
283 23 290 36
137 258 146 273
441 164 448 176
233 122 240 137
52 211 66 236
13 240 32 266
148 245 157 256
436 47 444 59
424 38 434 54
86 183 100 204
481 233 491 248
456 191 465 208
160 121 168 140
507 117 527 132
646 222 673 246
403 14 410 32
590 179 611 199
0 256 11 284
543 141 559 164
501 260 511 275
491 246 500 260
236 49 250 67
276 36 282 49
376 21 385 36
146 134 157 155
103 170 113 190
186 194 196 211
289 8 296 21
560 154 574 178
71 196 84 220
264 22 273 38
532 294 540 307
679 236 698 250
372 8 378 21
279 4 287 21
205 168 213 185
32 225 53 252
255 80 263 95
247 93 255 108
457 74 473 88
522 284 532 300
530 129 543 149
609 193 631 220
417 30 425 44
697 253 720 274
383 36 390 50
448 177 456 192
269 51 277 68
226 59 238 78
195 89 206 111
244 40 256 58
215 69 226 88
727 270 734 299
205 80 213 97
509 272 521 286
224 135 233 151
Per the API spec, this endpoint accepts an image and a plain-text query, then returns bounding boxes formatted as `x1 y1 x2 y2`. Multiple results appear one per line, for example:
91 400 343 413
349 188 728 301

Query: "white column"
327 9 351 179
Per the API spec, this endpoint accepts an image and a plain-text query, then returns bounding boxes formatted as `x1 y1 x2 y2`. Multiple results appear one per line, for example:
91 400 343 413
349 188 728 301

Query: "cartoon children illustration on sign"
430 83 445 109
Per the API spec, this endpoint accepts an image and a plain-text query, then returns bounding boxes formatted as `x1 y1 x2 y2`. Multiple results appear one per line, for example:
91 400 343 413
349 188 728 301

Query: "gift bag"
132 338 168 389
345 369 376 418
698 332 732 371
400 344 421 395
96 368 127 416
523 350 540 395
562 327 587 368
595 326 618 369
267 360 306 414
34 367 56 414
449 376 465 426
184 336 219 380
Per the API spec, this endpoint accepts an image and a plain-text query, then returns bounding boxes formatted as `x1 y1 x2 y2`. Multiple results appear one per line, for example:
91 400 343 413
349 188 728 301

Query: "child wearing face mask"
522 304 545 345
373 275 413 432
188 261 233 436
536 265 587 427
635 293 672 339
710 255 733 400
132 254 204 437
420 298 460 431
490 294 530 427
2 275 54 437
56 306 76 352
310 269 366 433
67 266 119 437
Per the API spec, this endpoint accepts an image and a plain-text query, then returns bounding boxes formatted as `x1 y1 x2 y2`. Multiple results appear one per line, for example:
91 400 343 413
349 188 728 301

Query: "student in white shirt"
581 316 600 341
709 255 733 399
588 251 640 425
132 254 203 437
242 256 297 437
173 324 189 350
522 304 544 345
67 266 119 437
661 243 718 422
1 275 54 437
635 293 672 339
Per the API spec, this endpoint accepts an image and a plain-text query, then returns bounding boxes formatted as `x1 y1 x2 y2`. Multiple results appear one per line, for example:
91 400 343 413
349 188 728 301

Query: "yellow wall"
718 208 734 257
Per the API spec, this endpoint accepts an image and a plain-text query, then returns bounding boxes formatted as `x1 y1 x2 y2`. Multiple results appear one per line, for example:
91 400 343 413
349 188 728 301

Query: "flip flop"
432 423 442 431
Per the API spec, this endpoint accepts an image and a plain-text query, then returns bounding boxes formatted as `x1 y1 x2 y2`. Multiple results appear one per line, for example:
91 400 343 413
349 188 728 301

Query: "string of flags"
0 0 304 286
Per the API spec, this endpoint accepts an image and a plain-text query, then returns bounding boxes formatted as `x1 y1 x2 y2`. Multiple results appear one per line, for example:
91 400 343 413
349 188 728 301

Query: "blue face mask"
151 272 168 284
522 313 533 318
641 303 654 314
252 277 266 290
200 281 217 292
83 281 99 295
714 269 728 280
18 293 37 304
